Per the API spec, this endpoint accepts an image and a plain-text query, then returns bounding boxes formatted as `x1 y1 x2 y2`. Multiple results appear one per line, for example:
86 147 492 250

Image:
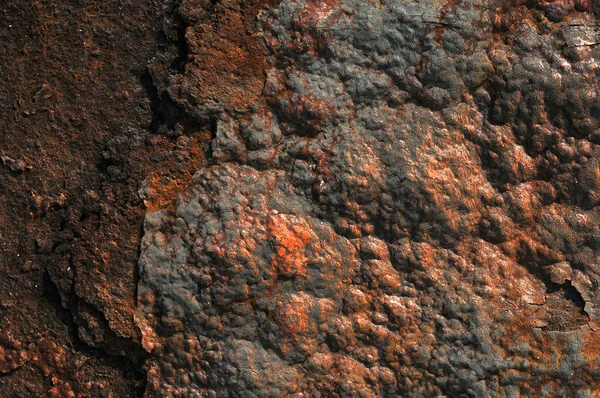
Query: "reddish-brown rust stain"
175 0 282 113
267 214 313 278
142 133 210 212
277 297 311 335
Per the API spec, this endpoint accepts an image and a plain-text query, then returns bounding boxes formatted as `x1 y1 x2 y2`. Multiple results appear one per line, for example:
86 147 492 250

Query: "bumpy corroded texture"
138 0 600 396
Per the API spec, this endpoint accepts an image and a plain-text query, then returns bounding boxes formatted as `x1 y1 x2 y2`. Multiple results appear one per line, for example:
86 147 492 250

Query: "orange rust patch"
142 134 209 212
267 214 314 278
143 173 193 212
277 296 311 335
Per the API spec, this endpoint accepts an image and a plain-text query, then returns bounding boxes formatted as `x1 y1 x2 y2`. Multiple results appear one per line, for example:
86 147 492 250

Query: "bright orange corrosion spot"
143 173 193 212
267 214 314 278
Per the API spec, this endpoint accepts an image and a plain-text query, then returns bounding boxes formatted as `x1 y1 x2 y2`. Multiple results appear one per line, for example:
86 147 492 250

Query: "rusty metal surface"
135 0 600 396
2 0 600 396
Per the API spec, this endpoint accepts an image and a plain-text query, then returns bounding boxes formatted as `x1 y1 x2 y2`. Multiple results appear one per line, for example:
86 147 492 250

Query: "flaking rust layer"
137 0 600 396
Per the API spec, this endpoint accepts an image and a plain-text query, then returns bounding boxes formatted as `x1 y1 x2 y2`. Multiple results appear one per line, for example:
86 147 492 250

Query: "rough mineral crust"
137 0 600 396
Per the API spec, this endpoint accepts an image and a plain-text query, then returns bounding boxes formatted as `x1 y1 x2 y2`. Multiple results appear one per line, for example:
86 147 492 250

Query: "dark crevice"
542 279 589 332
0 363 29 380
141 0 202 137
134 221 145 309
541 278 589 331
42 271 148 396
42 270 91 351
513 242 589 331
484 79 500 126
141 73 203 136
546 280 586 310
560 282 586 309
205 117 219 162
171 9 190 75
141 69 162 133
276 273 296 282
